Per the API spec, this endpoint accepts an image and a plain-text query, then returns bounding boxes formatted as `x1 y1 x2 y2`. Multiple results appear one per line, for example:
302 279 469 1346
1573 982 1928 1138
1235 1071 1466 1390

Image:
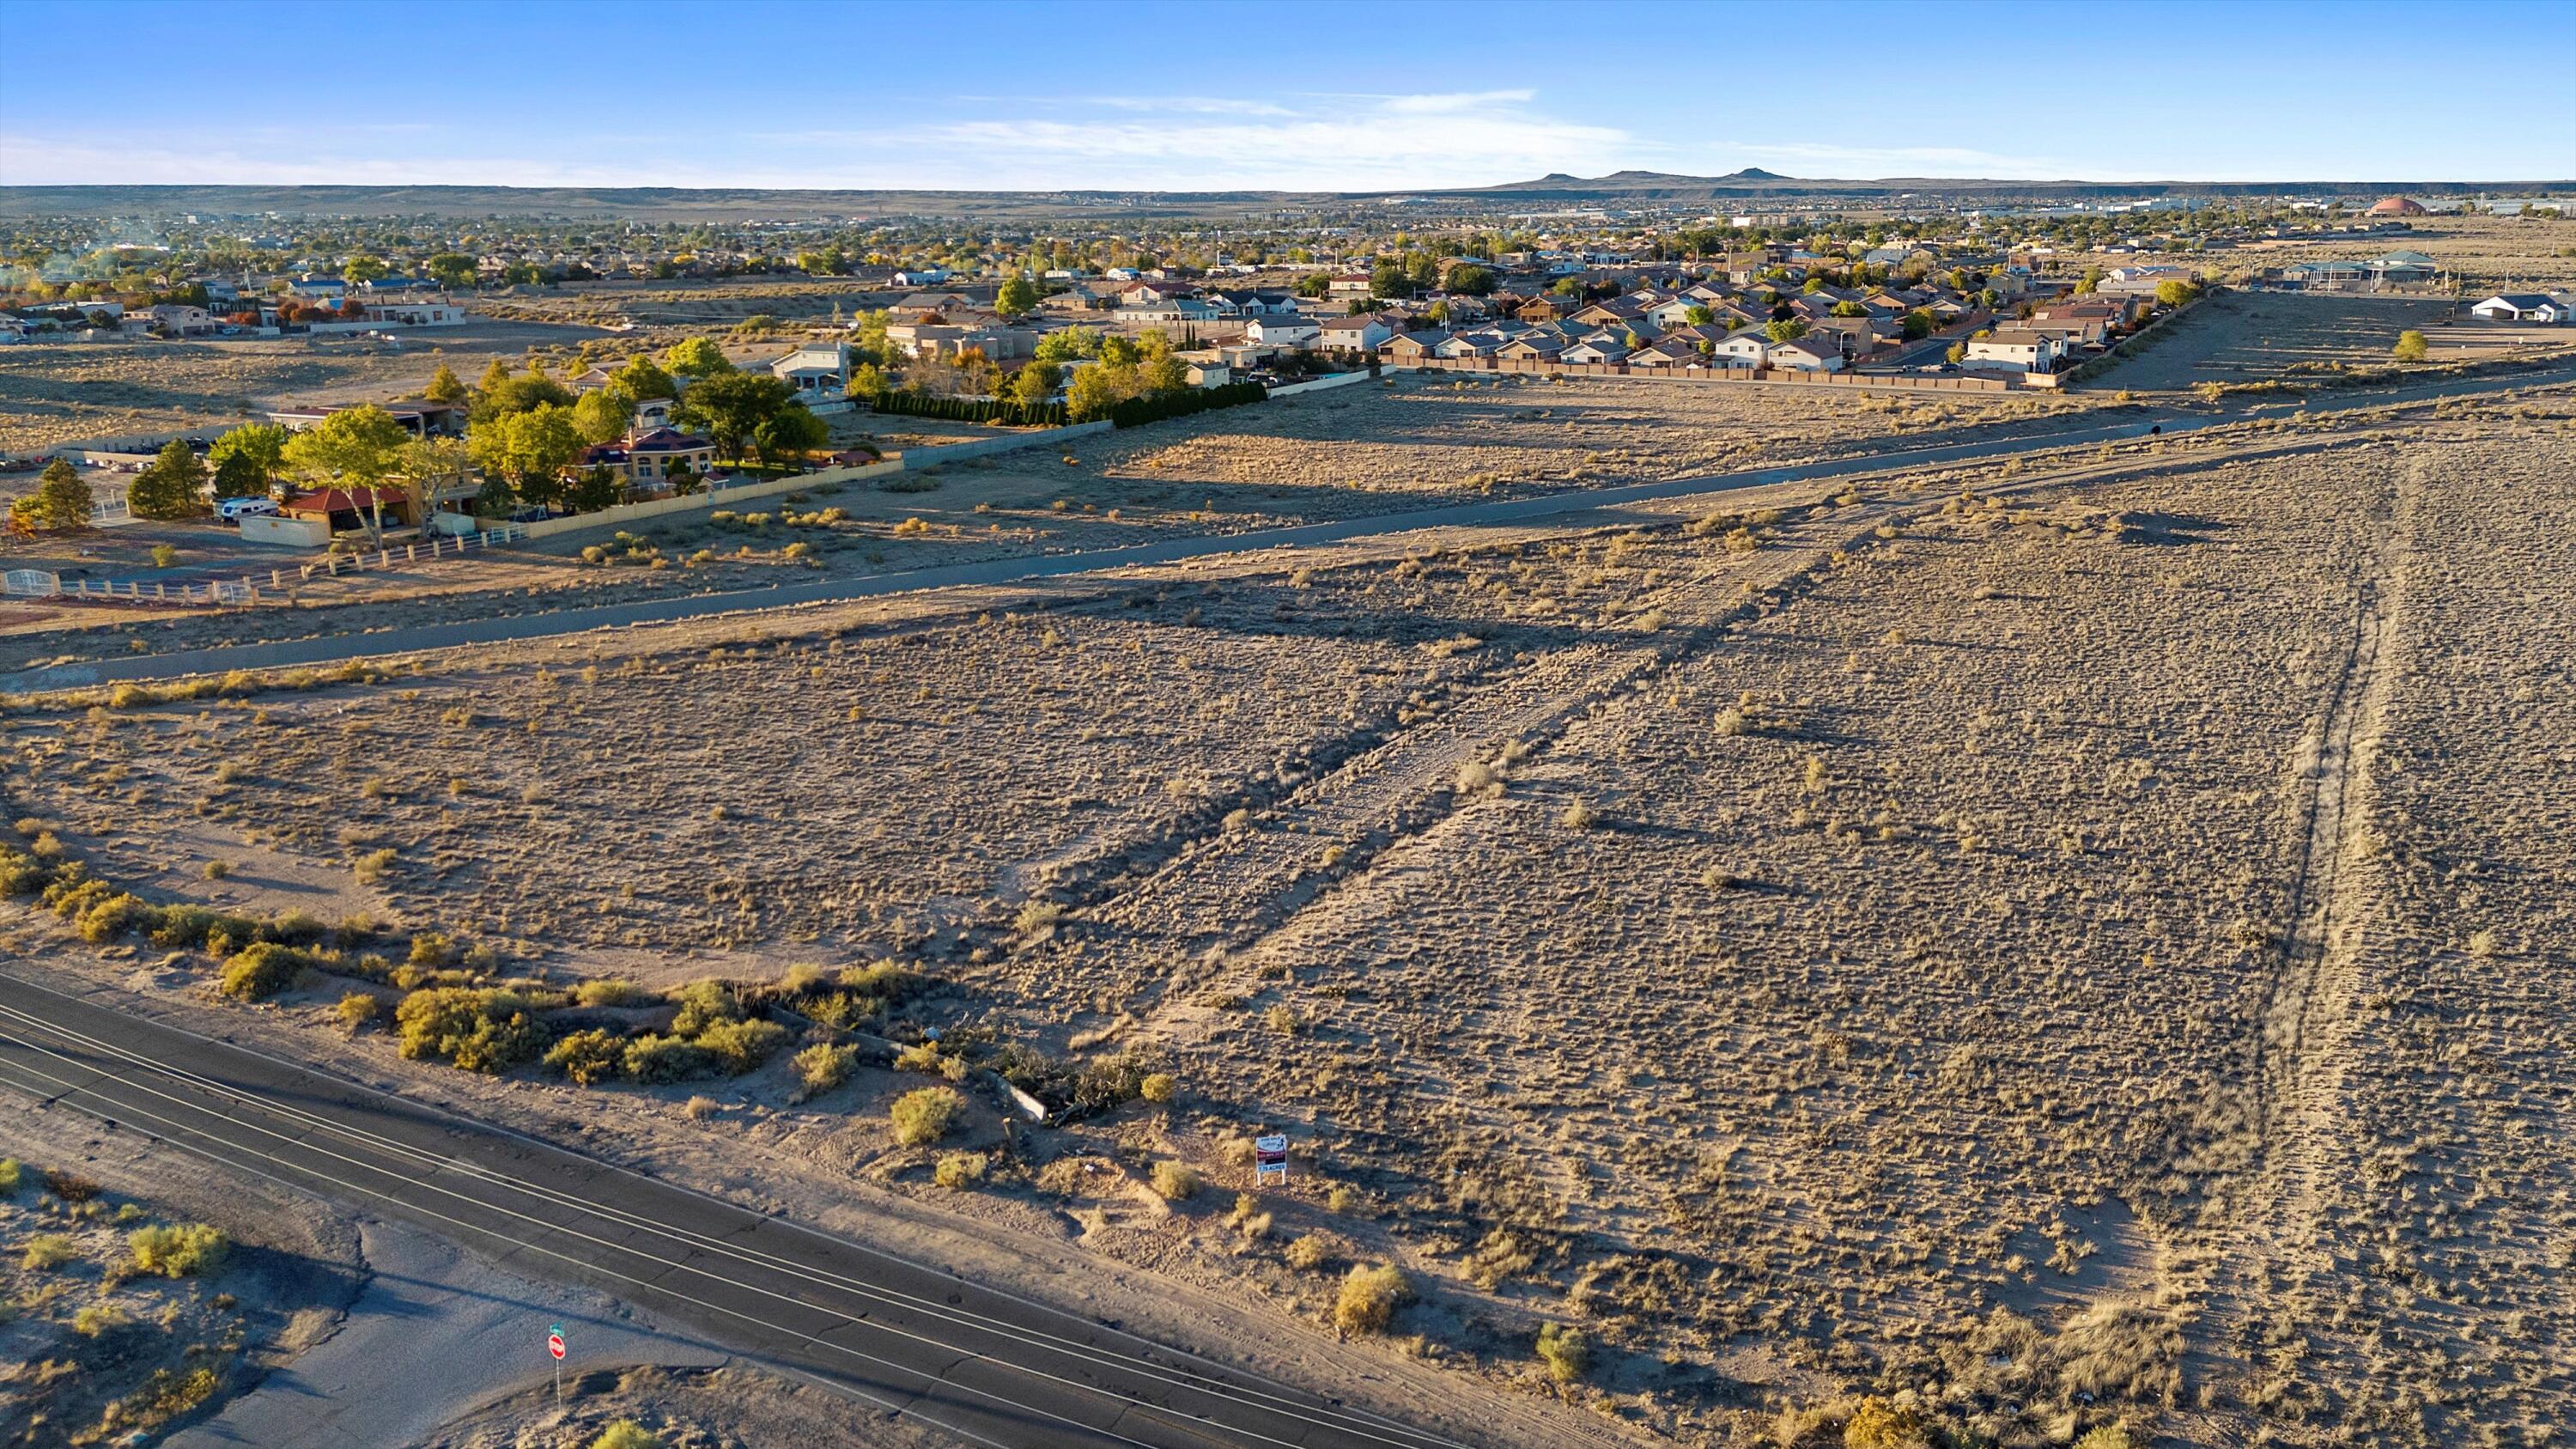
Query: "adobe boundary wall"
1386 356 2010 393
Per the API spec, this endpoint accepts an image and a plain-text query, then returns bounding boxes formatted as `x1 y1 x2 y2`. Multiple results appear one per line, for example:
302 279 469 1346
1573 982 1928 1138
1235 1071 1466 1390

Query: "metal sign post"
1254 1135 1288 1186
549 1323 566 1402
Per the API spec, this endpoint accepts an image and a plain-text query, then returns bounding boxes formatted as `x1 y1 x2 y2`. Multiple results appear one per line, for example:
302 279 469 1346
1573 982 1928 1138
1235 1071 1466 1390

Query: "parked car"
216 496 281 521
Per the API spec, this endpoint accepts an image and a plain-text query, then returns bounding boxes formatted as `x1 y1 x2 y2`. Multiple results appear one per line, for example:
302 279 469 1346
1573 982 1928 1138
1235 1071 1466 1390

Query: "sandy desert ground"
1 384 2569 1446
0 374 2125 673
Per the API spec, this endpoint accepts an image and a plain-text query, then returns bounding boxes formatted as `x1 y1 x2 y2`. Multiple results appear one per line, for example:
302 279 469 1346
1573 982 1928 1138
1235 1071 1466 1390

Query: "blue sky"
3 0 2570 191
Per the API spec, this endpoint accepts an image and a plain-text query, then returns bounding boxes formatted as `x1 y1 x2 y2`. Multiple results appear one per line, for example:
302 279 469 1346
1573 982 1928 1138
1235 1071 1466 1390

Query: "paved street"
0 971 1482 1449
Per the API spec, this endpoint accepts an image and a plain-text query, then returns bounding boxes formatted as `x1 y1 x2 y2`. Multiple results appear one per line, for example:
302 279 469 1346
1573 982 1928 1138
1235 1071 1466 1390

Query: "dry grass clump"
1149 1161 1200 1201
1333 1263 1414 1335
890 1086 964 1146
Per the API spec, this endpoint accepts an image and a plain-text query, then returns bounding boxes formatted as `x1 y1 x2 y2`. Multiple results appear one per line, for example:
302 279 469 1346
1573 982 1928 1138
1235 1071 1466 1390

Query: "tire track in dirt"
2184 449 2415 1415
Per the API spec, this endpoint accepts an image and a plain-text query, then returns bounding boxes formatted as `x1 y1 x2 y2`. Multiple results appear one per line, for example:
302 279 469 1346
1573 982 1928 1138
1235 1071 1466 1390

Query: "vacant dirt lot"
0 374 2125 674
2090 291 2463 392
0 321 610 456
3 389 2569 1446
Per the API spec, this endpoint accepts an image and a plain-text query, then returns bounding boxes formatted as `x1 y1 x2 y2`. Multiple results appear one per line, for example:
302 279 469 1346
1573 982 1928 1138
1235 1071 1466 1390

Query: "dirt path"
2184 448 2414 1415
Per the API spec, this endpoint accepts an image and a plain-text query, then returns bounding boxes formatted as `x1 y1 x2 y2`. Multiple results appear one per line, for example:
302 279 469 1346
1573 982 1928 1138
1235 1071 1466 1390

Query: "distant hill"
1 174 2566 221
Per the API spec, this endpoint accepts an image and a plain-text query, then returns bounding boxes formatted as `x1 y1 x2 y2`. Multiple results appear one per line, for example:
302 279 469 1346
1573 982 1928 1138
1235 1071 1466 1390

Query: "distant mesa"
1724 167 1789 180
2367 195 2428 216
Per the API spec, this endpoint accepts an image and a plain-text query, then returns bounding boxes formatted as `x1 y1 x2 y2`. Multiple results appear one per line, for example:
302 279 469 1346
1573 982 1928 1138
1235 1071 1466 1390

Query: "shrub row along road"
11 363 2567 696
0 971 1479 1449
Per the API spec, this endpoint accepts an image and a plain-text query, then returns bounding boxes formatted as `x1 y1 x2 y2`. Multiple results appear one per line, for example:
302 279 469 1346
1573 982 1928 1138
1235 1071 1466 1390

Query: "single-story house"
1558 336 1631 365
1381 331 1448 362
1245 315 1321 348
890 268 951 287
265 400 465 437
1963 330 2065 373
1316 314 1395 352
769 342 852 399
281 485 411 533
1494 335 1564 362
2470 294 2570 323
1765 335 1846 372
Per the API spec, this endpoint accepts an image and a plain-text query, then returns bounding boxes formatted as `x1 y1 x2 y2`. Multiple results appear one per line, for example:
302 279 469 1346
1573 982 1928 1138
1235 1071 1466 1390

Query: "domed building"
2367 196 2430 216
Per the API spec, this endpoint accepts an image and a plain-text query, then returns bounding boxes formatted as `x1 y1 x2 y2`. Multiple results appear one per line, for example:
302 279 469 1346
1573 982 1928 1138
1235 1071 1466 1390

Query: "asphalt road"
0 971 1478 1449
7 361 2567 698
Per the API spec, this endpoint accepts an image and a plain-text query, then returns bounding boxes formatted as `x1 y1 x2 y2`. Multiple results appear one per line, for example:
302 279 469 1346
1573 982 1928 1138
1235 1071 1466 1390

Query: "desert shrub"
574 978 647 1008
546 1028 628 1086
1334 1263 1413 1335
890 1086 964 1146
21 1233 77 1270
75 891 157 943
1535 1321 1591 1383
1285 1233 1337 1272
336 992 381 1033
894 1041 951 1075
0 1158 21 1195
45 1169 100 1202
1071 1052 1160 1112
623 1034 718 1085
1139 1072 1176 1104
1150 1161 1200 1201
2053 1303 2181 1404
2075 1428 2143 1449
220 942 312 1001
94 1365 218 1435
591 1423 661 1449
933 1152 988 1190
1843 1398 1931 1449
669 979 744 1037
129 1222 229 1278
694 1017 789 1075
395 988 549 1073
73 1304 126 1337
1012 899 1064 936
792 1043 859 1099
407 932 462 968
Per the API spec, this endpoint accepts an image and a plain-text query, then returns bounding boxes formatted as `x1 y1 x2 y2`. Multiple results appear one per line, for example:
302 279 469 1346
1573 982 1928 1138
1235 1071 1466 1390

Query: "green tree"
2076 266 2105 295
671 372 792 460
128 440 208 520
425 253 477 290
20 460 94 532
1141 352 1189 394
848 362 893 403
751 404 827 465
566 466 626 513
210 447 269 502
282 405 411 537
1946 341 1967 363
662 337 734 379
572 387 636 446
1683 304 1715 325
472 373 575 425
396 435 471 530
343 255 388 285
467 404 582 499
1034 327 1102 363
608 355 677 400
1010 361 1059 408
1900 308 1935 341
2392 329 2429 362
472 357 513 401
206 423 289 502
995 274 1040 320
423 364 470 406
1064 364 1127 422
1293 272 1330 298
1765 319 1809 343
2154 278 2201 307
1443 263 1496 295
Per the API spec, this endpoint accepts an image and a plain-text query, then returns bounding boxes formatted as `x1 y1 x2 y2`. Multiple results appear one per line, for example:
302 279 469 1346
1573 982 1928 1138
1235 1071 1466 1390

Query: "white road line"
0 1008 1453 1449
